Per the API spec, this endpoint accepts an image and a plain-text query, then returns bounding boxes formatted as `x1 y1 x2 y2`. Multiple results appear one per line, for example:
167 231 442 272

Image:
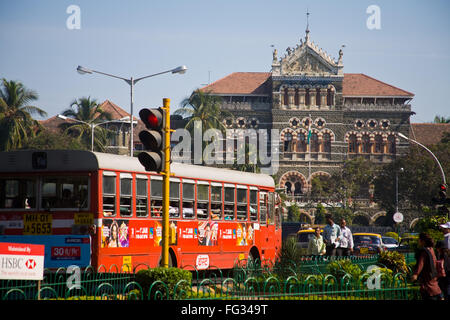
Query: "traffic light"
439 184 447 199
433 184 448 204
138 108 165 172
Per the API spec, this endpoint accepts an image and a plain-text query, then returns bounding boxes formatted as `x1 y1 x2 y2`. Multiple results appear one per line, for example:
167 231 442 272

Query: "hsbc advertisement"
0 242 45 280
0 235 91 269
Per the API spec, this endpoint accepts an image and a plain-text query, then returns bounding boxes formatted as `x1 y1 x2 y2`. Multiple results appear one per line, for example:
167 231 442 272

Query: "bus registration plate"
23 213 52 235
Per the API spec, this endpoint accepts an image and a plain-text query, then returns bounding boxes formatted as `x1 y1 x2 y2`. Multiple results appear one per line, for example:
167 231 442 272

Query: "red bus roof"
0 150 275 188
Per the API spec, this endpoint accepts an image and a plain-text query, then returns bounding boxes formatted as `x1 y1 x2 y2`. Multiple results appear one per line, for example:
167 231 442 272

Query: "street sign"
393 212 404 223
0 242 45 280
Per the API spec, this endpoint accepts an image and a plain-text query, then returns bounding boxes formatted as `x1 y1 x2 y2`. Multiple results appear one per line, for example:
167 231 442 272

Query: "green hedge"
135 267 192 299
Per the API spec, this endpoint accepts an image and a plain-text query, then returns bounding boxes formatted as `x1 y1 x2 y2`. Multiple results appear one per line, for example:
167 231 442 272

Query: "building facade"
201 29 414 198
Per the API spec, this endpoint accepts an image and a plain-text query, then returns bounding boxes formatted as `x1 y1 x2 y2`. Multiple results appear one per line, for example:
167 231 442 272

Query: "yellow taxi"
295 227 324 251
353 232 385 255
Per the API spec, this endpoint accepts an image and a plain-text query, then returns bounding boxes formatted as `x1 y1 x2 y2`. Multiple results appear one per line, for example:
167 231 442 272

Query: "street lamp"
76 65 188 156
397 132 446 185
57 114 128 152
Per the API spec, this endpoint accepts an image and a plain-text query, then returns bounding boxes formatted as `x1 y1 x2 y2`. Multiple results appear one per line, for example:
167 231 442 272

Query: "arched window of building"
327 88 332 106
316 88 321 107
283 88 289 106
374 135 383 153
362 135 371 154
388 135 396 154
310 133 319 153
294 182 303 196
323 133 331 153
348 134 357 153
294 88 299 106
305 89 310 106
283 132 293 152
285 181 293 195
297 133 307 153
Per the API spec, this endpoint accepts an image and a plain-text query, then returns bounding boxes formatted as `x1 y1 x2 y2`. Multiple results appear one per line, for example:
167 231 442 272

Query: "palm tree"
59 97 113 152
175 90 231 165
0 79 47 151
175 89 230 133
434 115 450 123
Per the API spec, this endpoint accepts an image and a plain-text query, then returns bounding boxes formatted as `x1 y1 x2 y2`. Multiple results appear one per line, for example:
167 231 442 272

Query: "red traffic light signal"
140 108 163 129
440 184 447 192
138 108 165 172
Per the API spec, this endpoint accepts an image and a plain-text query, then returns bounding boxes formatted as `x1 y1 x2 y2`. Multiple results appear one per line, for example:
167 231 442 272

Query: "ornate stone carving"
282 53 332 75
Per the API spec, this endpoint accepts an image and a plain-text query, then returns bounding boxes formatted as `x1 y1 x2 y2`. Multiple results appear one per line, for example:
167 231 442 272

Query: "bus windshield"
0 175 89 210
0 178 36 209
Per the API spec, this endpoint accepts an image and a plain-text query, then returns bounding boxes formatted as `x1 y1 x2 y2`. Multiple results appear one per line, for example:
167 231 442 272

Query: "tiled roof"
410 123 450 146
342 73 414 97
199 72 414 97
39 115 67 133
200 72 272 95
40 100 136 133
98 100 137 120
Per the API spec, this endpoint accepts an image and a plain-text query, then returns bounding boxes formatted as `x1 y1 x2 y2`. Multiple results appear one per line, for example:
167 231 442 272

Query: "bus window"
103 174 116 216
42 176 89 210
259 192 267 225
211 185 223 220
182 182 195 219
197 183 209 219
0 178 36 209
169 181 180 218
136 177 148 217
151 178 163 217
120 176 132 217
250 189 258 221
224 186 235 220
236 187 248 221
268 192 275 225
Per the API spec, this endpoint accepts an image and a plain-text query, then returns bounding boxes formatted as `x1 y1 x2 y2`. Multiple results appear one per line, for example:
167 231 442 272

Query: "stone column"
372 136 376 154
288 88 295 108
319 88 327 109
298 88 306 108
309 88 316 106
272 92 281 109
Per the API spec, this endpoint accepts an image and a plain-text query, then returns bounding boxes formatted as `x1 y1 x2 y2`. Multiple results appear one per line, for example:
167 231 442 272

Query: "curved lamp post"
76 65 187 156
397 132 446 185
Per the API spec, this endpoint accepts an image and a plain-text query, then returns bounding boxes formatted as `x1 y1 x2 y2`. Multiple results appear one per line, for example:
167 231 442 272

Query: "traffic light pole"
162 98 171 268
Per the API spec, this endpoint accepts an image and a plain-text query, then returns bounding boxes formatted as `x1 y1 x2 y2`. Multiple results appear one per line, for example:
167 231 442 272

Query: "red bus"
0 150 281 271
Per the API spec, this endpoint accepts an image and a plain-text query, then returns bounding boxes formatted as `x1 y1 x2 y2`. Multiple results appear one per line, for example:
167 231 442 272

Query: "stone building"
198 27 420 226
200 28 414 197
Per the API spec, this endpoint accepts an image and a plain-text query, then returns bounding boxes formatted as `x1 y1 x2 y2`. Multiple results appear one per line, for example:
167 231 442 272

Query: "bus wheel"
249 247 261 268
158 250 177 268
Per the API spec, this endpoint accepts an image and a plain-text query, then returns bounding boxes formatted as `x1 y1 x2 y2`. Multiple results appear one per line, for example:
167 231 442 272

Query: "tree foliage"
0 79 47 150
59 97 113 152
373 138 450 212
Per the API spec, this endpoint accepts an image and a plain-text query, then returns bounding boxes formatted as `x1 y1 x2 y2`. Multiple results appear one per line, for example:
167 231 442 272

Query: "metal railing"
1 255 418 301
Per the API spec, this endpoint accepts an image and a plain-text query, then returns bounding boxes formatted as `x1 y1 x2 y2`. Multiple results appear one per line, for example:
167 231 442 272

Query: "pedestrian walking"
411 232 442 300
436 240 450 300
307 227 326 256
439 222 450 249
323 215 341 256
337 219 353 257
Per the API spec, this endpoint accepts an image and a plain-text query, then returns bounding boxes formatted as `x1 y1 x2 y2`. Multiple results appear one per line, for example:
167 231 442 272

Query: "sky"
0 0 449 123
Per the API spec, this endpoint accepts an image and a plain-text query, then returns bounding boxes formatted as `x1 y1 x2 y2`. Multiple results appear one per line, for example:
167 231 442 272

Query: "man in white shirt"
440 222 450 249
337 219 353 256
